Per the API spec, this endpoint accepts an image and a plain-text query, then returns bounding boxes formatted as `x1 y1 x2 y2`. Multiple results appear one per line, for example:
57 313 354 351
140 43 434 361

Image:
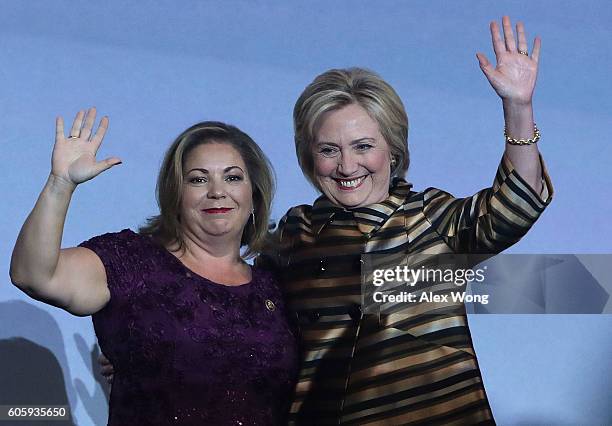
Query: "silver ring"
518 50 529 56
68 135 80 139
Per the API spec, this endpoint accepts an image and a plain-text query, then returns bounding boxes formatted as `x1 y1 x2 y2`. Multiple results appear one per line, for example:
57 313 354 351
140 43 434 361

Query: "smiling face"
180 142 253 243
312 103 392 208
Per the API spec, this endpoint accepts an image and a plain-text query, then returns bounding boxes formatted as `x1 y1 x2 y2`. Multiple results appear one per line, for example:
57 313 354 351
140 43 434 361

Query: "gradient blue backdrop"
1 1 611 424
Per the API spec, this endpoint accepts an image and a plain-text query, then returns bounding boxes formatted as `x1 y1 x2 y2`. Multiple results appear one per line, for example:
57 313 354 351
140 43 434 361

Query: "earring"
251 209 256 224
390 157 397 166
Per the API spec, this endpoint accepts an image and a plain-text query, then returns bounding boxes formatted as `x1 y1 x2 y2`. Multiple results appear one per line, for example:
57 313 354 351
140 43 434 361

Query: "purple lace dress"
80 230 299 425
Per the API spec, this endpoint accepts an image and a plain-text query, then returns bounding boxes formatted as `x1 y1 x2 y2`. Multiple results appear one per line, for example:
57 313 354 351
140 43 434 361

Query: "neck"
175 229 243 266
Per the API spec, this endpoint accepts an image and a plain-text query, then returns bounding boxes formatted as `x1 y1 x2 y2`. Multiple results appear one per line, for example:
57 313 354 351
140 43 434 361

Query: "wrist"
47 173 77 194
502 99 533 113
502 101 536 141
503 101 534 124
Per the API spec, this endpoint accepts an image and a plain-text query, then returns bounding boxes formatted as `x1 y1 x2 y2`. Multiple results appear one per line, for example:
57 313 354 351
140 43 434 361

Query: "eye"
225 175 244 182
318 146 340 158
354 143 374 152
188 176 207 184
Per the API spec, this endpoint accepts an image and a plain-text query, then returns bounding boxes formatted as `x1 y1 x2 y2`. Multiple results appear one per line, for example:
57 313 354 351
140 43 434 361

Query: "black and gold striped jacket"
263 154 553 425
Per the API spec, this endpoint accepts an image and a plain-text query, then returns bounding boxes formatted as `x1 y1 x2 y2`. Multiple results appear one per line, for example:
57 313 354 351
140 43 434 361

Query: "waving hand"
476 16 540 105
53 107 121 187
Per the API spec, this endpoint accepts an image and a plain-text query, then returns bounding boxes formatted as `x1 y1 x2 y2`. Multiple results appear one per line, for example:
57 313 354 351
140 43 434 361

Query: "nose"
337 151 358 176
206 180 226 199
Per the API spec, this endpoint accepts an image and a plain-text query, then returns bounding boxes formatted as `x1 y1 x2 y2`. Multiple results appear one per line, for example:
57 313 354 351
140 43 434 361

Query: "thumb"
476 52 494 76
92 157 122 177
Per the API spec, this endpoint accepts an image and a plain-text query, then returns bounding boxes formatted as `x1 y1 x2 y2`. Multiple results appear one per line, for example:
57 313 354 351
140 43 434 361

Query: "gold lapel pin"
265 299 276 311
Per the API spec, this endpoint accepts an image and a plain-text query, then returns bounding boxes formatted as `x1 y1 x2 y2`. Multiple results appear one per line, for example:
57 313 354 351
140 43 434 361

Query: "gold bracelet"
504 124 540 145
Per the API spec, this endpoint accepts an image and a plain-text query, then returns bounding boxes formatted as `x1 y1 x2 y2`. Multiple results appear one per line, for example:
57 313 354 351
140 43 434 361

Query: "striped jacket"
263 153 553 425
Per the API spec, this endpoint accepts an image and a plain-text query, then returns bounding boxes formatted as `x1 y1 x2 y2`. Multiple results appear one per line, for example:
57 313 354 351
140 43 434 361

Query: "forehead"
315 103 383 143
184 142 246 169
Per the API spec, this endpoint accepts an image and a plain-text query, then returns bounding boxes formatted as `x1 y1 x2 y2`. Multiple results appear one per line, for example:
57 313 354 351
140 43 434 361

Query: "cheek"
228 184 253 207
313 157 337 177
180 187 199 207
366 152 391 178
179 187 206 218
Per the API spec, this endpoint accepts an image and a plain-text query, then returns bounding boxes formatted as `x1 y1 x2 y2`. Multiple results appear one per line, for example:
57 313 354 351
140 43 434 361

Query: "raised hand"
52 107 121 187
476 16 540 105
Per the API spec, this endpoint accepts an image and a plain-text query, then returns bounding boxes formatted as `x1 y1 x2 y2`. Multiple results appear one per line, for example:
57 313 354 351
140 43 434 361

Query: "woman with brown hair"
10 112 298 425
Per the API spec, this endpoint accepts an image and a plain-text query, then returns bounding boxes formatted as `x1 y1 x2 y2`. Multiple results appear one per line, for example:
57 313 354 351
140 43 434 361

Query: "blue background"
1 1 611 424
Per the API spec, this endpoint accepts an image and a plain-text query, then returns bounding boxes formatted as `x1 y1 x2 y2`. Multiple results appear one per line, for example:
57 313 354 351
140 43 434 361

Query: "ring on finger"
68 135 80 139
518 50 529 56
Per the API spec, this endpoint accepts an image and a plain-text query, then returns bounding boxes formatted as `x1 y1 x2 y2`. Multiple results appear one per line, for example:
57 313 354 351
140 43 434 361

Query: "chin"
201 223 234 236
330 193 367 208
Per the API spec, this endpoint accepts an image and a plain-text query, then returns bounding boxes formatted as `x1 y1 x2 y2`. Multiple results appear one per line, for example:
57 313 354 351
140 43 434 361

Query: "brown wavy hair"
139 121 275 259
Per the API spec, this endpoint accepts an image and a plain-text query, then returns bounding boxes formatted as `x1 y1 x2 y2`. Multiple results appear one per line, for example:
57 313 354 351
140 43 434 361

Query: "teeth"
338 177 364 188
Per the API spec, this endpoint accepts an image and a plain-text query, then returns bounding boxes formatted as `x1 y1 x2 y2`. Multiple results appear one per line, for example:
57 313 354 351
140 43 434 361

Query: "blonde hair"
293 67 409 190
139 121 275 259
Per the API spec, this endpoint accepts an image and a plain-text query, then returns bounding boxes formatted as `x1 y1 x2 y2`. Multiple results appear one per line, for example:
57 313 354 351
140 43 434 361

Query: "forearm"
502 101 542 194
10 174 76 291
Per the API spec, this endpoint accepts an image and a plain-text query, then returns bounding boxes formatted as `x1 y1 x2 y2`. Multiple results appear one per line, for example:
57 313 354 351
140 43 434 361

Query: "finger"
69 110 85 138
92 157 122 177
56 116 65 141
516 21 528 54
490 21 505 60
476 53 495 77
531 36 541 63
80 107 97 141
91 116 109 151
502 16 517 51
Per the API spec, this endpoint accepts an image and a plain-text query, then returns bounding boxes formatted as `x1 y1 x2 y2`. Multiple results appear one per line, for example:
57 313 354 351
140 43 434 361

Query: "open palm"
477 16 541 105
52 108 121 186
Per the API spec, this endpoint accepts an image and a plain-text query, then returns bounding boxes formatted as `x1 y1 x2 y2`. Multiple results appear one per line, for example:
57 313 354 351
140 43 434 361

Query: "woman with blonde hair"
267 16 552 424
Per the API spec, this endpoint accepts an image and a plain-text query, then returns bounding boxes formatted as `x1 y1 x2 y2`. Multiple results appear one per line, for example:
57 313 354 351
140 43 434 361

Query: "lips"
334 176 366 191
202 208 234 214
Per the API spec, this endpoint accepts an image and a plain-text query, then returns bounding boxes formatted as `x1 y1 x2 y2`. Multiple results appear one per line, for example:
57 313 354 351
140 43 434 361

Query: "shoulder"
256 205 314 269
405 186 455 202
387 178 455 212
78 229 158 275
275 204 313 235
402 186 456 210
279 204 313 223
79 229 142 250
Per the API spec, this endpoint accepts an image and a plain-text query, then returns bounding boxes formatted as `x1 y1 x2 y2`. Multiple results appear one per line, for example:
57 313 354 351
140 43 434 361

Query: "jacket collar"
311 178 413 236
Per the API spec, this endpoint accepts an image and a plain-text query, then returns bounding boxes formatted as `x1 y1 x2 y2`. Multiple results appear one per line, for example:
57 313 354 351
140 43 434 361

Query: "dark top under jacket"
261 153 553 425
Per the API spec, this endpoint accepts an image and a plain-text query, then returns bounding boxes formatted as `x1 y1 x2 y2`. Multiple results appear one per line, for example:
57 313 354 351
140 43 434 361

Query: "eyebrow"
186 166 245 174
315 137 377 146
